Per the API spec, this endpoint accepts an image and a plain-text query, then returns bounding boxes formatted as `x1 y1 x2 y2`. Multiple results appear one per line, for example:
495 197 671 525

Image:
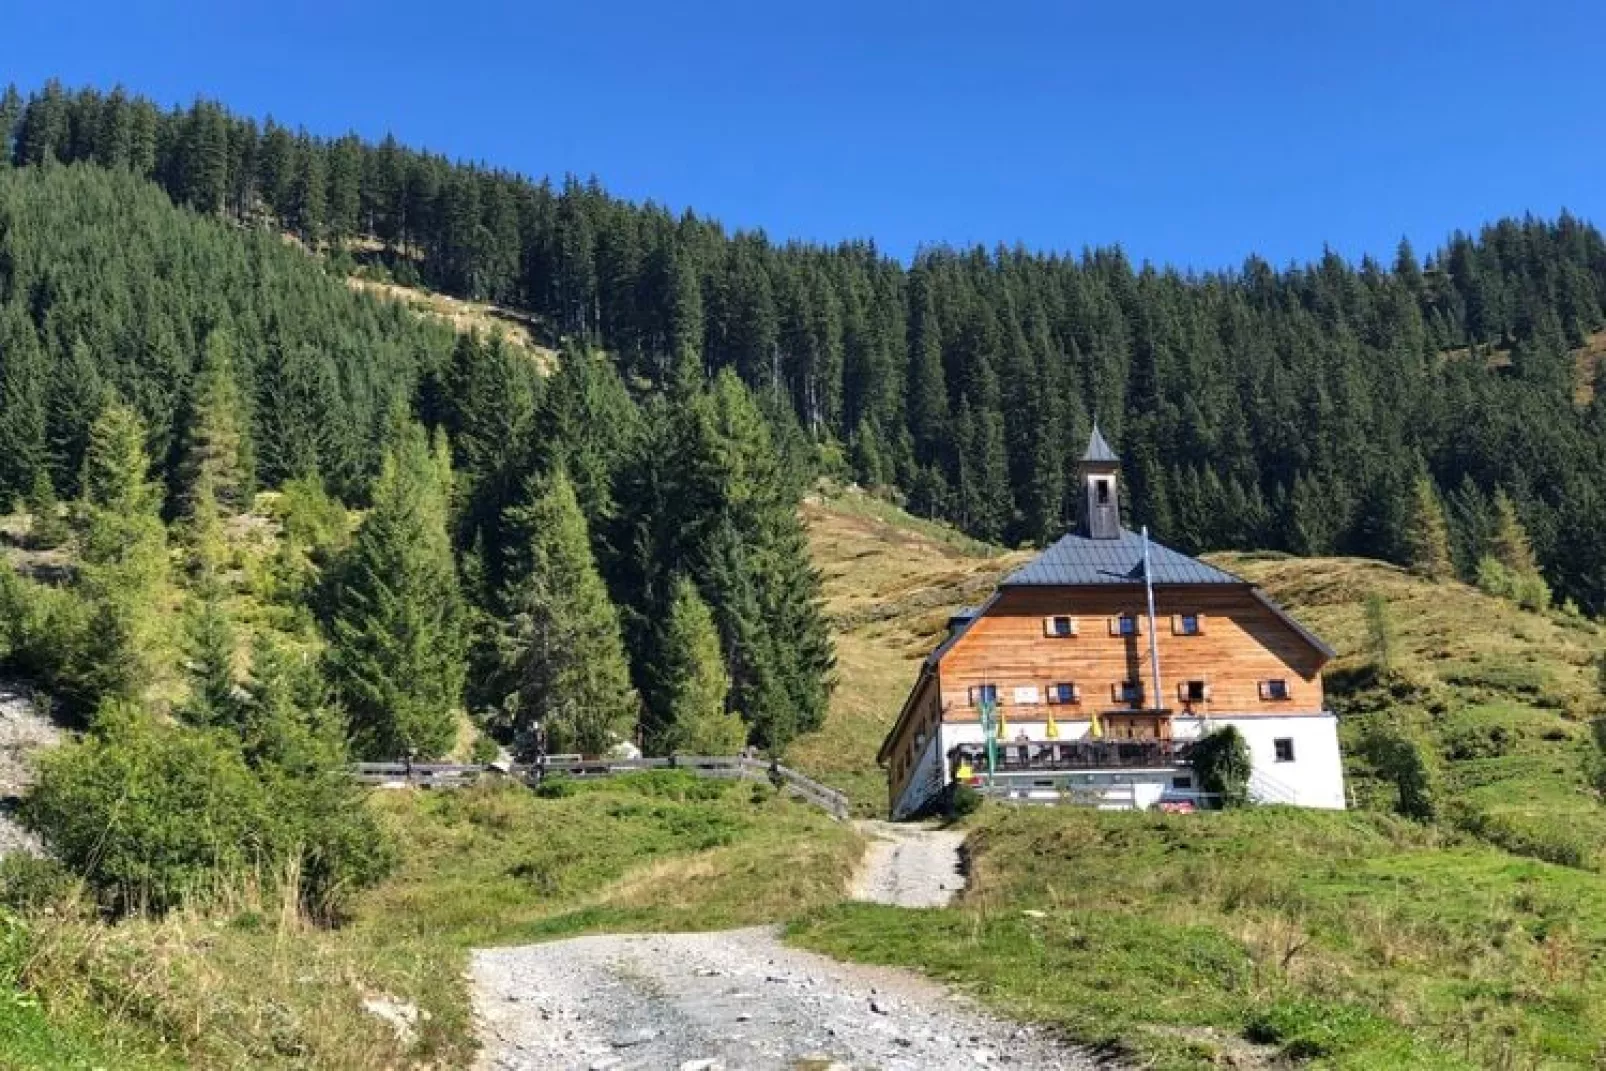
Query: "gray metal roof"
1003 528 1245 587
1081 424 1119 463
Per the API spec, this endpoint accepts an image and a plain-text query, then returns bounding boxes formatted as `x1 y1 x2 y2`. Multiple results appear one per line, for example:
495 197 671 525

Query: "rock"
1021 909 1047 919
360 995 419 1046
870 998 888 1014
971 1049 996 1066
609 1028 658 1048
679 1061 721 1071
736 1012 752 1022
589 1059 623 1071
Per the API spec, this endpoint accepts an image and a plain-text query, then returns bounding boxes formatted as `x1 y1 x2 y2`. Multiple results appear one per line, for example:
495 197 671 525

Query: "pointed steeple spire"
1082 421 1118 464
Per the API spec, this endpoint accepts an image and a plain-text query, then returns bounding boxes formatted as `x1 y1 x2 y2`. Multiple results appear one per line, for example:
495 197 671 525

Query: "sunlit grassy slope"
7 773 861 1070
796 492 1606 843
1215 550 1606 865
789 490 1028 811
788 499 1606 1068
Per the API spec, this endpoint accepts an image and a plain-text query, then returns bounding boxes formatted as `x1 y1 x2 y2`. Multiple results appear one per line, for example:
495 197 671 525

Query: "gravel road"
850 821 967 909
471 926 1097 1071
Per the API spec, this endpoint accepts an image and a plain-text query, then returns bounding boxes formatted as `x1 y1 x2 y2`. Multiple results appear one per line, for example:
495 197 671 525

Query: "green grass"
6 773 862 1069
791 804 1606 1069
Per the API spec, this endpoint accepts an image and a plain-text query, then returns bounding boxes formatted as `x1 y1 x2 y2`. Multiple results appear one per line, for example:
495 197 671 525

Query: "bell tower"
1078 423 1121 540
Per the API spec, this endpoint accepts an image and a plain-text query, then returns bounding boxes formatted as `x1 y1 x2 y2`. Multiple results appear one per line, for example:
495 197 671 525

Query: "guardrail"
350 755 851 820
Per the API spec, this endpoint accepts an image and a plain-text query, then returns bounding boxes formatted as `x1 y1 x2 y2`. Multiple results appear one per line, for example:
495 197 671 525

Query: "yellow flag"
1045 709 1060 739
995 704 1008 740
1090 712 1103 739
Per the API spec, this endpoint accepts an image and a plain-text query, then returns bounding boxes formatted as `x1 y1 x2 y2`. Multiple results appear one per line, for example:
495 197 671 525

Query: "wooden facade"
938 585 1326 723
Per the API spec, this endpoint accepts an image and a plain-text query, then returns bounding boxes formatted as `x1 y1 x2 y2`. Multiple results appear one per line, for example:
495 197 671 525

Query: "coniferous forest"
6 82 1605 614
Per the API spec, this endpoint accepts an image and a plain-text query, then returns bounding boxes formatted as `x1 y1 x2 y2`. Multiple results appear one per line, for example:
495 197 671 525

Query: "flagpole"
1142 526 1163 711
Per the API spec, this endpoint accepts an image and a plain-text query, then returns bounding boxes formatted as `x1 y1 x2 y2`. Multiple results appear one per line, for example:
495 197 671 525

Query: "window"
1180 679 1208 703
968 684 999 707
1174 613 1203 636
1048 682 1080 704
1043 615 1077 638
1114 680 1143 703
1110 614 1142 637
1096 478 1111 505
1274 738 1296 763
1172 776 1193 789
1259 679 1290 701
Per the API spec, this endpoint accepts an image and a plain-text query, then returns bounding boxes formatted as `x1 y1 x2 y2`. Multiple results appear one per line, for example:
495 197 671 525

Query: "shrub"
0 855 81 914
23 700 391 917
1363 592 1396 674
1362 725 1438 822
950 784 982 818
469 732 500 764
25 705 273 915
0 569 92 714
1192 726 1251 808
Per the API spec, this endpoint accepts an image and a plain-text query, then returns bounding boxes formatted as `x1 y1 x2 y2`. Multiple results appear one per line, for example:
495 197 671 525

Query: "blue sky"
7 1 1603 269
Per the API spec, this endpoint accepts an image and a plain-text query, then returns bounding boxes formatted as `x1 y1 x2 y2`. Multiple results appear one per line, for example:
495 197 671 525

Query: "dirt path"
471 926 1095 1071
850 820 967 908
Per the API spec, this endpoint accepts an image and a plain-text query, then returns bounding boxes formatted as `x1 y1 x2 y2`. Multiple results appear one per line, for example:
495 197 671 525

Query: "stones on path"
470 926 1099 1070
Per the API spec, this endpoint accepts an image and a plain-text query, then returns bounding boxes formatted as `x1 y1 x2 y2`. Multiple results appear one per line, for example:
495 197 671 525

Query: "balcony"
949 738 1194 773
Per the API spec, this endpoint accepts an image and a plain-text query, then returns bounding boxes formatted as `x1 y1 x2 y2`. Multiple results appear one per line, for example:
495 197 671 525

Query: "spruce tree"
648 574 743 754
324 422 464 759
24 468 67 550
498 466 638 757
1402 474 1454 580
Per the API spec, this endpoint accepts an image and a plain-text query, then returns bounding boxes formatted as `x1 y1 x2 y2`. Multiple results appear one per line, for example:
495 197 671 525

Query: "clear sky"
8 1 1603 270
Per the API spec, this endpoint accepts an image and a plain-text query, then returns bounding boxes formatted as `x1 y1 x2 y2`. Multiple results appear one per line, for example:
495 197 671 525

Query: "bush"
1362 725 1438 822
24 701 390 917
950 784 982 818
0 570 92 714
1192 726 1251 808
0 855 81 914
24 705 273 914
469 732 500 764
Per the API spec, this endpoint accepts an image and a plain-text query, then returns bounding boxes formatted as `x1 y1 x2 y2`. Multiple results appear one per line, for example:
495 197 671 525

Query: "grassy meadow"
794 804 1606 1069
0 773 862 1069
786 492 1606 1068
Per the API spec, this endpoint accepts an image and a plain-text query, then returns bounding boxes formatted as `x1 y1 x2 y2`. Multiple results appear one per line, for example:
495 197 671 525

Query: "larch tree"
324 422 464 759
498 466 639 757
1402 474 1454 581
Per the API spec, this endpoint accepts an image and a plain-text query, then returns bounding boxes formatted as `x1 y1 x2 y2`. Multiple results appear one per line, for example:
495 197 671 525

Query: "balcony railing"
949 738 1194 773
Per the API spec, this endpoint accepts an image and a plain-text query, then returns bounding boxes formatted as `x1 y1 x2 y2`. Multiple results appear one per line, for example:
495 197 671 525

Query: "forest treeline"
5 81 1605 612
0 161 830 753
0 160 832 910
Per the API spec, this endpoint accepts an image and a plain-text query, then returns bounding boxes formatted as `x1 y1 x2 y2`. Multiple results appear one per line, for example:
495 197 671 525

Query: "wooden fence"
349 755 851 820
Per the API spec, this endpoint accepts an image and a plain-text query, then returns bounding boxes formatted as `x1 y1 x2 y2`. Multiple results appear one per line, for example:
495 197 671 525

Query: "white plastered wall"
925 712 1346 812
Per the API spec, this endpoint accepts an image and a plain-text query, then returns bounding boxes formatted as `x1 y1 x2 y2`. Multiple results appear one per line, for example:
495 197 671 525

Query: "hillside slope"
789 497 1606 1069
797 493 1606 846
